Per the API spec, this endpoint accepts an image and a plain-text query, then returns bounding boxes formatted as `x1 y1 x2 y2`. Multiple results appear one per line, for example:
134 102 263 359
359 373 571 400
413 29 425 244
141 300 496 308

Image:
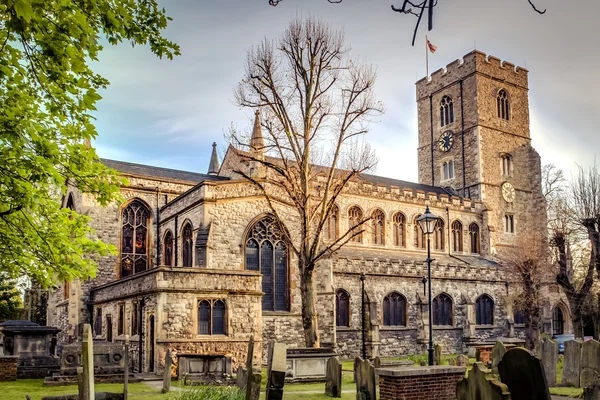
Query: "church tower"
415 50 546 255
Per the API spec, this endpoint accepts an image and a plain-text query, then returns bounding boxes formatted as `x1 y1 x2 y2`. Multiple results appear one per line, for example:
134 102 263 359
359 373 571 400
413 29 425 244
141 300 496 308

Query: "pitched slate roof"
101 158 229 183
359 173 457 197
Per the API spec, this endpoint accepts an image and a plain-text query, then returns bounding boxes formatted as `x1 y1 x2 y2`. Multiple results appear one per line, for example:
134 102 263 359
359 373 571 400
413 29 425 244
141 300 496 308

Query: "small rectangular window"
449 161 454 179
131 301 139 336
505 214 515 233
94 308 103 336
117 303 125 336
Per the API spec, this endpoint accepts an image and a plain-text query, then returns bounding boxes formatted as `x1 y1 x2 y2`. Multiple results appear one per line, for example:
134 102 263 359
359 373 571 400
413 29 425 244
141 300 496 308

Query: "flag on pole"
427 39 438 54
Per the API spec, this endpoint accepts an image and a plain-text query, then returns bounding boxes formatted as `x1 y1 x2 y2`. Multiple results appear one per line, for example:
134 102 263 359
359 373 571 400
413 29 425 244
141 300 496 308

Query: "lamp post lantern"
416 206 439 366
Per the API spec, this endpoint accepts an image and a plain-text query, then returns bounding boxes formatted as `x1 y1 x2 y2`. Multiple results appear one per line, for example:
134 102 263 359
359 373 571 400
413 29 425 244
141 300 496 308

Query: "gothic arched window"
348 206 363 243
476 294 494 325
451 221 463 252
433 293 453 326
336 289 350 327
182 222 193 267
245 216 289 311
393 212 406 247
324 205 339 241
372 209 385 245
501 153 513 176
497 89 510 120
120 200 150 278
553 306 564 335
198 300 210 335
434 219 445 251
163 230 173 267
469 223 481 254
414 215 426 249
440 95 454 127
197 299 227 335
383 292 407 327
212 300 226 335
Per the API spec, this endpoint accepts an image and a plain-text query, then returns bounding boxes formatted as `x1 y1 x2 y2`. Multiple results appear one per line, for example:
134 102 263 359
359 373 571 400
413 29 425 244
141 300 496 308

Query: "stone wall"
0 356 18 382
378 365 467 400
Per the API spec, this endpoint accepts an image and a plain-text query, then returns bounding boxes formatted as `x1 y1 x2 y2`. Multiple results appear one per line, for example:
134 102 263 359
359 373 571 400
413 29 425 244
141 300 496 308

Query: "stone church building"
47 50 569 374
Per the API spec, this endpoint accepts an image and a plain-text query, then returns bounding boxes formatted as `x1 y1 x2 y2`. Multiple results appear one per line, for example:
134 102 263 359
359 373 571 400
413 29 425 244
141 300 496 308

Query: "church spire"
208 142 220 176
250 109 264 159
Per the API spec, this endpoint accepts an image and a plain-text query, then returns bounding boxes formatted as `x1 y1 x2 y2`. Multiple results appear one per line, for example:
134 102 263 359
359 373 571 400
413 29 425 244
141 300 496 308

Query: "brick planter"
0 356 18 382
378 365 466 400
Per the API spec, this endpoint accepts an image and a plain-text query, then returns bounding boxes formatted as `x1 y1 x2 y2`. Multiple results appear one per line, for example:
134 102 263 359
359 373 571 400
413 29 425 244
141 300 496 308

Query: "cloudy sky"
92 0 599 183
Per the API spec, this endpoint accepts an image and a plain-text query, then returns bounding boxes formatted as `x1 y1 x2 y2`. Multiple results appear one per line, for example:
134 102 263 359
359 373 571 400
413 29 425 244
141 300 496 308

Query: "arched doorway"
552 306 564 335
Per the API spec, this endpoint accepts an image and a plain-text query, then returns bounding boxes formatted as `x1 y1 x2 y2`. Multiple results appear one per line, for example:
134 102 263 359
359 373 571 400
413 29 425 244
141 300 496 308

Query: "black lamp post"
416 206 440 366
360 272 366 360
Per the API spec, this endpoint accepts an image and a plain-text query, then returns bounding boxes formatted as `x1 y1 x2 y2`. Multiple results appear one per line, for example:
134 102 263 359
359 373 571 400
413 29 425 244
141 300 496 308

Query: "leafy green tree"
0 273 22 321
0 1 180 287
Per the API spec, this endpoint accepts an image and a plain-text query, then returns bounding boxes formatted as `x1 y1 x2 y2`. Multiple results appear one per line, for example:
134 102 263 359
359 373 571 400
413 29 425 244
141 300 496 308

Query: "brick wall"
378 366 466 400
0 356 18 382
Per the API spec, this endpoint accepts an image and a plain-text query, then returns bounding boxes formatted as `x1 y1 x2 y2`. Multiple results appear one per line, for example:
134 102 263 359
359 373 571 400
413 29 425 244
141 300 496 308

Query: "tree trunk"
299 262 320 348
568 295 585 339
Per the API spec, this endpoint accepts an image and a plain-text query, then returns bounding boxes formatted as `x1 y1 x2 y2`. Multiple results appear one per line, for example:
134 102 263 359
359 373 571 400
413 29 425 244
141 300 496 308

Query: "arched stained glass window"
198 300 210 335
336 289 350 327
182 223 193 267
163 230 173 267
393 213 406 247
440 95 454 127
451 221 463 252
469 223 480 254
383 292 407 327
324 205 339 240
476 294 494 325
497 89 510 120
433 293 453 326
121 200 150 278
244 216 289 311
414 215 426 249
212 300 226 335
348 206 363 243
434 219 445 251
372 209 385 245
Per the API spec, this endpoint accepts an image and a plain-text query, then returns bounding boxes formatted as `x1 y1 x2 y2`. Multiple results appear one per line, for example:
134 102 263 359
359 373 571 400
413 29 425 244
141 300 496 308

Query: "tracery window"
336 289 350 327
476 294 494 325
348 206 363 243
451 221 463 252
440 95 454 127
245 216 289 311
393 213 406 247
469 223 480 254
501 153 513 176
433 293 453 326
163 230 173 267
372 209 385 245
197 299 227 335
497 89 510 120
182 222 193 267
553 306 564 335
120 200 150 278
414 215 426 249
324 205 339 241
434 219 445 251
383 292 407 327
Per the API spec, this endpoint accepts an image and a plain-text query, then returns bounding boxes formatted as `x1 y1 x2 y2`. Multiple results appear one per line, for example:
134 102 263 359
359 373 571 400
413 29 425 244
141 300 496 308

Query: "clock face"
439 131 454 152
502 182 516 203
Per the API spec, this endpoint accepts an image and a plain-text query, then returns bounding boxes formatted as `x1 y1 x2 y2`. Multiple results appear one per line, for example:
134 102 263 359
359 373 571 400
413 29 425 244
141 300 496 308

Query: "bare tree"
552 162 600 338
233 17 384 347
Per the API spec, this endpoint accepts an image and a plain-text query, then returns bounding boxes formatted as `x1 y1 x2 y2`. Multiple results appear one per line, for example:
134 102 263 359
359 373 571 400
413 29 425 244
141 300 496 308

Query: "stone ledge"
377 365 466 377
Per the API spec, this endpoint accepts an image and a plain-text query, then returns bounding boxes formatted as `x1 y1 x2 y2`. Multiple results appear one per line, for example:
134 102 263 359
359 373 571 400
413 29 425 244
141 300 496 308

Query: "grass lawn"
548 386 584 398
0 379 169 400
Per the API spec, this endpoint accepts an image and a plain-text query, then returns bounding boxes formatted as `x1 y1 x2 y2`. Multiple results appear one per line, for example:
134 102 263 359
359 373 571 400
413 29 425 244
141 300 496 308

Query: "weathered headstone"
354 357 376 400
265 342 286 400
162 349 172 393
540 337 557 386
325 356 342 398
563 339 583 387
76 367 85 400
373 356 381 369
584 383 600 400
456 354 469 367
123 336 129 400
237 366 248 390
81 324 94 400
581 339 600 389
456 362 511 400
434 344 442 365
492 341 507 375
498 347 551 400
245 334 261 400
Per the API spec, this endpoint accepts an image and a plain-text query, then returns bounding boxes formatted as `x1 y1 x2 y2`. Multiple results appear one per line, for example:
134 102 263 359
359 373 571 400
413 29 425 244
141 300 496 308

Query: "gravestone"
498 347 551 400
456 362 511 400
237 366 248 390
354 357 376 400
581 339 600 389
244 334 261 400
456 355 469 367
584 383 600 400
325 356 342 398
540 337 557 386
81 324 94 400
373 356 381 368
162 349 172 393
434 344 442 365
563 339 583 387
492 341 507 375
265 342 286 400
123 336 129 400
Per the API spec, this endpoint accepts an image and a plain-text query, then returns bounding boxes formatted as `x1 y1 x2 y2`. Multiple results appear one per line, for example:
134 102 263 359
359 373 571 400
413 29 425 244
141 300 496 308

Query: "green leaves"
0 0 178 287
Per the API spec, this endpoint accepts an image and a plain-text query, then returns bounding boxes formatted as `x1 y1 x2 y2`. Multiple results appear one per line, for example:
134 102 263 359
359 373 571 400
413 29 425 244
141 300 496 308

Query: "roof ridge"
100 158 206 175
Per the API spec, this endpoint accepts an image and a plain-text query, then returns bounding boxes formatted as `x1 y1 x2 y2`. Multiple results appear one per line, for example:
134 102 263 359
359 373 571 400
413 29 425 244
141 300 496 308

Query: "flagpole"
426 35 429 77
